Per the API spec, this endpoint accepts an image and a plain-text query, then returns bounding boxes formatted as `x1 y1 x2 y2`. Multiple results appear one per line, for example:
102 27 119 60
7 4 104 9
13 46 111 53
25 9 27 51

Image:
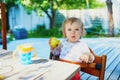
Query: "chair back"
49 48 107 80
81 48 107 80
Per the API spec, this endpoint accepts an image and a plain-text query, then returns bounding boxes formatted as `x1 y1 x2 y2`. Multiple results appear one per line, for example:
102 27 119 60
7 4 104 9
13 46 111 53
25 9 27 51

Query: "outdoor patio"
80 38 120 80
0 37 120 80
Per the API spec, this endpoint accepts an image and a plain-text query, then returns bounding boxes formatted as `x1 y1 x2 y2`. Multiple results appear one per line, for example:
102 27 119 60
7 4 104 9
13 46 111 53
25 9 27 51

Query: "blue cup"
19 52 32 64
12 44 36 64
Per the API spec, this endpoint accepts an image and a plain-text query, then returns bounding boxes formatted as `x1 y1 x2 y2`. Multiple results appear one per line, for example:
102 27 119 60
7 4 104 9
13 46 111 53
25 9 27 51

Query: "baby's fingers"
79 55 89 63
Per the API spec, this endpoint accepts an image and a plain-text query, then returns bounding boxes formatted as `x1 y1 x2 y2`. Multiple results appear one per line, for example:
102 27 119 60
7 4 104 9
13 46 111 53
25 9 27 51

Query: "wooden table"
0 49 80 80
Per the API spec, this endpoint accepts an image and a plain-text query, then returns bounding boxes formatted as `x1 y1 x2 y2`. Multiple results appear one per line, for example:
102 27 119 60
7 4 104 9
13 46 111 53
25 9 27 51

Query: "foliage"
4 0 19 9
18 0 105 15
4 0 106 30
27 24 108 38
5 0 105 12
8 33 15 41
28 25 62 38
17 0 105 29
85 16 103 36
0 32 1 38
59 0 105 9
85 25 102 35
0 26 1 31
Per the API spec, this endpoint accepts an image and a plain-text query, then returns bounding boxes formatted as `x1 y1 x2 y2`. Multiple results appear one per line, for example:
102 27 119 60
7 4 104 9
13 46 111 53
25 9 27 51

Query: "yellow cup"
12 44 36 64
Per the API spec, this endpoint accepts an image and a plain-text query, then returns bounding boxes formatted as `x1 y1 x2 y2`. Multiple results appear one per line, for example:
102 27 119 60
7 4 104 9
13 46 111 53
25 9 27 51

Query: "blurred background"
1 1 120 80
0 0 120 41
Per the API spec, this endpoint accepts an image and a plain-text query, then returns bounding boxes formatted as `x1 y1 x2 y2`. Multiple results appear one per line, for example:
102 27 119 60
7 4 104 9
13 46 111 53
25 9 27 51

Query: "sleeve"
80 42 91 53
51 43 62 56
79 42 95 63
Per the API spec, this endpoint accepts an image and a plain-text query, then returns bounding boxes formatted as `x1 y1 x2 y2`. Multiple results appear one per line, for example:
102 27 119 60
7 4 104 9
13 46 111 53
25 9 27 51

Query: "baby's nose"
71 30 75 34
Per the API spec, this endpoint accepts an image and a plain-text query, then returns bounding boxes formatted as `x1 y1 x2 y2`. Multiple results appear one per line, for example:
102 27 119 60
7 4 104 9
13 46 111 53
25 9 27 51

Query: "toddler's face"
65 22 82 42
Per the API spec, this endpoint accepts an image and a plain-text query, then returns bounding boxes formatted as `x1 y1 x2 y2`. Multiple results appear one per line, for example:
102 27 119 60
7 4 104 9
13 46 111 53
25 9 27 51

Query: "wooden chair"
49 48 107 80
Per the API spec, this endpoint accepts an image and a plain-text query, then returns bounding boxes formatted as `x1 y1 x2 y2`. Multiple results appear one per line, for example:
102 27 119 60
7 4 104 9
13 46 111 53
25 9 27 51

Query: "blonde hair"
62 17 85 37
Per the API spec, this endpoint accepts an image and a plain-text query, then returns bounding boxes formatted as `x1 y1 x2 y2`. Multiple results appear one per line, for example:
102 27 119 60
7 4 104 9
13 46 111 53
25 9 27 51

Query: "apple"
49 37 60 49
0 75 4 80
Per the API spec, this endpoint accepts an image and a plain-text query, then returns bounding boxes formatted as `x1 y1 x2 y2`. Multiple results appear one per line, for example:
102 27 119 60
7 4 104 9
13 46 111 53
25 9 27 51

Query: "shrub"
28 25 62 38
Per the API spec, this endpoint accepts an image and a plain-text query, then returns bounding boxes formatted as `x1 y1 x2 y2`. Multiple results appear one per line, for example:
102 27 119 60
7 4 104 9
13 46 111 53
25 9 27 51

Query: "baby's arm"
77 42 94 63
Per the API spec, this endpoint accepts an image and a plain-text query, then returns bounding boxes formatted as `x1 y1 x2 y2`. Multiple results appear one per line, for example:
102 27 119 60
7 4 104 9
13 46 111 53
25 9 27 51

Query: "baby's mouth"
71 36 75 38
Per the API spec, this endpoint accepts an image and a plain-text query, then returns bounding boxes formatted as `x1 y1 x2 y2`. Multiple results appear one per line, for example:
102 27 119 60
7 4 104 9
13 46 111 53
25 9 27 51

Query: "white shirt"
52 39 94 62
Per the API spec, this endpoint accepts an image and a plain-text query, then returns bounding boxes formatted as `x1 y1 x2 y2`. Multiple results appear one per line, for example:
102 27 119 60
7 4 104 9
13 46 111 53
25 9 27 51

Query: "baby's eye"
68 29 71 31
75 28 79 31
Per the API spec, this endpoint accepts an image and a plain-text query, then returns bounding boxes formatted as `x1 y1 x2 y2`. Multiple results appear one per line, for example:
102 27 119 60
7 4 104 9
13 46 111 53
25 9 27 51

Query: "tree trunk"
50 16 55 29
106 0 114 37
48 9 55 29
49 0 56 29
44 9 56 29
1 2 7 49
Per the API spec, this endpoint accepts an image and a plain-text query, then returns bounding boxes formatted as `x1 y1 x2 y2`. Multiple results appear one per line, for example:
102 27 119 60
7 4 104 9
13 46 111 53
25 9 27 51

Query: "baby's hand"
79 54 91 63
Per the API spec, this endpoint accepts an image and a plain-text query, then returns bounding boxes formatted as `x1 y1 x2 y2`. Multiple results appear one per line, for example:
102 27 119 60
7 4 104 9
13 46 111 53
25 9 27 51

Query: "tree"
19 0 86 29
106 0 114 37
5 0 105 29
19 0 104 29
4 0 19 31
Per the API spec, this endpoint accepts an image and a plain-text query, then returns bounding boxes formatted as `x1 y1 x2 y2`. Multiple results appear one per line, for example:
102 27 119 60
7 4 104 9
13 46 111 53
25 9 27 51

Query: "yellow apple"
0 75 4 80
49 37 60 49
